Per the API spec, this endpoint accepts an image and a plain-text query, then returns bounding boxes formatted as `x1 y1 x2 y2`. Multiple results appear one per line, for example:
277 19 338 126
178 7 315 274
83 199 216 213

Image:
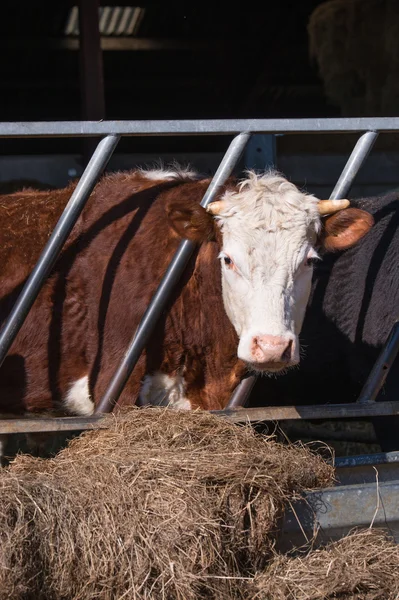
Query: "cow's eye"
219 252 235 269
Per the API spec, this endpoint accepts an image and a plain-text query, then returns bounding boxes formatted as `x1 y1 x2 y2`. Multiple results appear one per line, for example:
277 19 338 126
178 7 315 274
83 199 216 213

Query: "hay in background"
0 408 333 600
254 529 399 600
308 0 399 116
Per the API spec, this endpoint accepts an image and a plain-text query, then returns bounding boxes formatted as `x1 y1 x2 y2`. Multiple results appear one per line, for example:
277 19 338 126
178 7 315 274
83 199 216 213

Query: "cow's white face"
212 172 321 373
165 167 374 375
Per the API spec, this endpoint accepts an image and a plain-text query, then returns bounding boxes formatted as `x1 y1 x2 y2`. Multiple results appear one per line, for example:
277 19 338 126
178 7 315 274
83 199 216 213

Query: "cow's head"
167 171 373 373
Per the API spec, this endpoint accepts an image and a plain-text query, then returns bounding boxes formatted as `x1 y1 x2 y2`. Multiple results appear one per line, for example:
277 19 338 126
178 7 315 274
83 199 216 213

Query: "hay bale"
254 529 399 599
308 0 399 116
0 408 333 600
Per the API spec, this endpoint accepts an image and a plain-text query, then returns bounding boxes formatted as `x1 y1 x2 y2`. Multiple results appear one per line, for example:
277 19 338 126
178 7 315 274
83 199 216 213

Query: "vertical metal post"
0 134 120 368
79 0 105 121
226 130 379 410
244 134 276 172
95 132 251 413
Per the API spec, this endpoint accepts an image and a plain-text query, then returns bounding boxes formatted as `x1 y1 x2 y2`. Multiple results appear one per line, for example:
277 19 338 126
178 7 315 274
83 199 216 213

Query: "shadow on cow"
0 167 378 460
250 192 399 452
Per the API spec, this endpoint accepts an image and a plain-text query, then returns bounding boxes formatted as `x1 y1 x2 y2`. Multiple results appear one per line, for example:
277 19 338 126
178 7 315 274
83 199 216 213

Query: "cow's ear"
321 208 374 252
166 200 215 243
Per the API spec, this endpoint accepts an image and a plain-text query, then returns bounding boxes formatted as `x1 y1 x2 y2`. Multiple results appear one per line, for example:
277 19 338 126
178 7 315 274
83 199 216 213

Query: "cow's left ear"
321 207 374 252
166 200 215 243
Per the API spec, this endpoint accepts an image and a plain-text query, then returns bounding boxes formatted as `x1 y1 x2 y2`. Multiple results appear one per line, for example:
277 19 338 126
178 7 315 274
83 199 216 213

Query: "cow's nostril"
282 340 293 362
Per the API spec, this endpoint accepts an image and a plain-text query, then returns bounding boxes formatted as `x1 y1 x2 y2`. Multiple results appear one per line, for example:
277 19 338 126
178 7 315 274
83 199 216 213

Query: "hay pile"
308 0 399 116
254 529 399 600
0 408 333 600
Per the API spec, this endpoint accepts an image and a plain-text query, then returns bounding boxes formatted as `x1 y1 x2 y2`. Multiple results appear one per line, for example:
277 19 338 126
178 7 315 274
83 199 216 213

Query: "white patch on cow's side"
138 163 198 182
211 170 322 372
139 372 191 410
63 375 94 416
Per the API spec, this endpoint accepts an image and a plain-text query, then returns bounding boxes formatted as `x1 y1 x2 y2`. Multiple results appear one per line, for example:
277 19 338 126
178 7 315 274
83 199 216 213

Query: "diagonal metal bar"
95 132 251 413
226 374 257 409
226 130 379 409
330 131 378 199
0 134 120 368
357 321 399 404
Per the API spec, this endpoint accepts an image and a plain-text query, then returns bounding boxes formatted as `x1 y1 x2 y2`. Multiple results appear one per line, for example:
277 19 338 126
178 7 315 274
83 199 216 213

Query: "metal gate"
0 117 399 435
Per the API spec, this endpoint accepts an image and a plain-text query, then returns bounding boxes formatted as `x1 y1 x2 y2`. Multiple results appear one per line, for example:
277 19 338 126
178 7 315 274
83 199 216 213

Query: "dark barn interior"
1 1 336 123
1 0 399 198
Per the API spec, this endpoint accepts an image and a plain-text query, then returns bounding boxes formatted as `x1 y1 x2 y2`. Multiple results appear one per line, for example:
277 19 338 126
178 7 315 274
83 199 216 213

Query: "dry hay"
253 529 399 600
0 408 333 600
308 0 399 116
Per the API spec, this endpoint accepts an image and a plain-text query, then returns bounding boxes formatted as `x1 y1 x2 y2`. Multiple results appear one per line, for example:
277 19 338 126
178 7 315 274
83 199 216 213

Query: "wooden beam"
78 0 105 162
0 37 274 53
78 0 105 121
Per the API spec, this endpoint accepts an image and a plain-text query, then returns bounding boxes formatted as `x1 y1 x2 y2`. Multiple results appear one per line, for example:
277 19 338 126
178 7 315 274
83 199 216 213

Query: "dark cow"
0 167 372 429
251 190 399 451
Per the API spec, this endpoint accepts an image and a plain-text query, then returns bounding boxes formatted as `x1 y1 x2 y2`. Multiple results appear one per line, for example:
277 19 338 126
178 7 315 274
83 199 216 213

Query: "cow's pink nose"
251 335 294 364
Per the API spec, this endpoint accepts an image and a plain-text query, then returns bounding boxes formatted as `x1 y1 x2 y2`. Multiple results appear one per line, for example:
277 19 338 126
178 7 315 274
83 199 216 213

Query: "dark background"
0 0 398 197
1 1 333 122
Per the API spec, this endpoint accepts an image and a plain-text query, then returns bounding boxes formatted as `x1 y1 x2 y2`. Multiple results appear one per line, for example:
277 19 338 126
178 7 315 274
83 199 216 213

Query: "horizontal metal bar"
336 463 399 487
0 135 120 367
279 479 399 550
2 400 399 434
334 452 399 487
212 401 399 422
1 118 399 138
0 416 108 434
335 451 399 469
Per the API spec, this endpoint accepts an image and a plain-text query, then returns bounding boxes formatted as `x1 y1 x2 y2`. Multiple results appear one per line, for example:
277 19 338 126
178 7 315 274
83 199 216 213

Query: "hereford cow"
251 189 399 451
0 168 373 425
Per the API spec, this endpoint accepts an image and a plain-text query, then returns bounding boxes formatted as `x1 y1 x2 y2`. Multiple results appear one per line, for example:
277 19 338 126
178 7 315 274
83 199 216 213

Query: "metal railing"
1 117 399 136
0 118 398 429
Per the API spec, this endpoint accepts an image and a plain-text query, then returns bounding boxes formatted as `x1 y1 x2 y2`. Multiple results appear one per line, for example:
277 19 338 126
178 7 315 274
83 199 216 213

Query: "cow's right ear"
321 207 374 252
166 200 215 243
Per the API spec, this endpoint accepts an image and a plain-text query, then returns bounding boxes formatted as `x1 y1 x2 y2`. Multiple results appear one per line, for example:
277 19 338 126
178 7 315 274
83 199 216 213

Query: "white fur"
138 164 198 181
140 372 191 410
214 170 322 371
63 375 94 415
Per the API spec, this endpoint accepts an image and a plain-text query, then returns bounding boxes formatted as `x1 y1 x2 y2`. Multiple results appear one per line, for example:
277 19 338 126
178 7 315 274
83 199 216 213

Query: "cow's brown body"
0 172 245 415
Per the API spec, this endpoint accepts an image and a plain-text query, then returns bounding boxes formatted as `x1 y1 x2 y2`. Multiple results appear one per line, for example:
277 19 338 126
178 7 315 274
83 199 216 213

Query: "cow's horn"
318 199 350 216
206 200 226 215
